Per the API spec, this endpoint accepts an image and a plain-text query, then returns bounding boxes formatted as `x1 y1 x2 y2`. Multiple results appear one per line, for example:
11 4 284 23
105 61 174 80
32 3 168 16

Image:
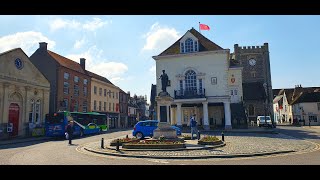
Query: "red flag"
200 23 210 30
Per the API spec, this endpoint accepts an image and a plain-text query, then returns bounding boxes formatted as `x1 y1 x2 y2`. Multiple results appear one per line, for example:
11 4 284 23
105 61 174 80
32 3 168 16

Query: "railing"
174 88 205 99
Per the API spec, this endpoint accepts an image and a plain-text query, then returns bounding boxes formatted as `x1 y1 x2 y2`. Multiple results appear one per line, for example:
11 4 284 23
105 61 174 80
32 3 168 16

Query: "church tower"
234 43 273 123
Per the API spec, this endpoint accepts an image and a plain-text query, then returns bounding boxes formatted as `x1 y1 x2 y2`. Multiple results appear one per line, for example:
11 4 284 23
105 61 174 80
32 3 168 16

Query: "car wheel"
135 132 143 139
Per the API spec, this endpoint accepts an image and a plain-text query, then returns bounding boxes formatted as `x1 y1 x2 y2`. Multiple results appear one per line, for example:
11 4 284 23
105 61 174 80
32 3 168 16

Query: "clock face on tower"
249 58 256 66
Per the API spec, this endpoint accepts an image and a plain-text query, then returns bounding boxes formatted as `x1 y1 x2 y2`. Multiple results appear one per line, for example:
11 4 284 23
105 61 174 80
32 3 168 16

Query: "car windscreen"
259 117 271 121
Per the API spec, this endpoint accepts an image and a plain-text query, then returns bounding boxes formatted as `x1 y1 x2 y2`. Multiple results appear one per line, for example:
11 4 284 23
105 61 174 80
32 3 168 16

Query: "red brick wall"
56 66 91 112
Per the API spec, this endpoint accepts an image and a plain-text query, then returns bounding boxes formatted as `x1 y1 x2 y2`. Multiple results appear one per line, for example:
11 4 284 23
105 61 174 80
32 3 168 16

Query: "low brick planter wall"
110 139 139 146
122 143 186 149
198 140 223 145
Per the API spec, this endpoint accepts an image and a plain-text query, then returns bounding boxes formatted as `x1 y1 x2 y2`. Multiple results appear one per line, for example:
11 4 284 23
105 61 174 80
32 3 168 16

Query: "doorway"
182 108 195 126
8 103 20 137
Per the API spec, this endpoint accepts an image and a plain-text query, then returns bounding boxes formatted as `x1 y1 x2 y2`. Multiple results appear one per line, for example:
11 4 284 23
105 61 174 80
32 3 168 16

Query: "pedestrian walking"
66 121 74 145
190 114 197 140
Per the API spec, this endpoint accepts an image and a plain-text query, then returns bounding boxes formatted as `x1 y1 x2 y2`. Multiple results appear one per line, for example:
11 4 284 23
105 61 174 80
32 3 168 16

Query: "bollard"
197 130 201 140
116 139 120 151
126 134 129 138
101 138 104 149
221 132 224 142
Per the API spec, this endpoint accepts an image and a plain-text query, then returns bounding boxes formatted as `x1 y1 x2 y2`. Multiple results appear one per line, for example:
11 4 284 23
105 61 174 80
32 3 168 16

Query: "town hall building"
153 28 245 130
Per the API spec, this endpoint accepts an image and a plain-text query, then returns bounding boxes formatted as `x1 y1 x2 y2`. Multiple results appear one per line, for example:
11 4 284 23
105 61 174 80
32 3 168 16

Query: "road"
0 126 319 165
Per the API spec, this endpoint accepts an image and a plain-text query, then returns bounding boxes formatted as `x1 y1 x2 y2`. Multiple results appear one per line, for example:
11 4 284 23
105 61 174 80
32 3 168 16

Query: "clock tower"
233 43 273 123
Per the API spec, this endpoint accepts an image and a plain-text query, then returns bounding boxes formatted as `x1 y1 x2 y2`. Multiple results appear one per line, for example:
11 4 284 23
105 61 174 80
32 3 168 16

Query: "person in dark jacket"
66 121 74 145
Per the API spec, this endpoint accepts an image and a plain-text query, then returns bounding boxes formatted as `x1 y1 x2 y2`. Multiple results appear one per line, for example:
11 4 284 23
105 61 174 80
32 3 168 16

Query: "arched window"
29 99 35 123
185 70 197 93
185 38 194 52
35 100 41 124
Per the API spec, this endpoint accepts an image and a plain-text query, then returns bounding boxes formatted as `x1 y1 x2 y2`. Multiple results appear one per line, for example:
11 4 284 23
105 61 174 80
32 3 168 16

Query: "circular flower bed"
122 139 185 149
198 136 223 145
110 137 139 146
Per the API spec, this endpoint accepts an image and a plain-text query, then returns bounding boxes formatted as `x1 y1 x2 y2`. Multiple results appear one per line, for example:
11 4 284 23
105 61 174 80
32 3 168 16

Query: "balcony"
174 88 206 99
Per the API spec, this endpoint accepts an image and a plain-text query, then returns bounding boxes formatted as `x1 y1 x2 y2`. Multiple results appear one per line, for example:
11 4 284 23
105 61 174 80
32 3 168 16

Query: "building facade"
234 43 273 123
273 85 320 125
30 42 91 113
119 89 129 128
291 91 320 126
153 28 244 130
0 48 50 138
128 96 138 127
89 71 120 129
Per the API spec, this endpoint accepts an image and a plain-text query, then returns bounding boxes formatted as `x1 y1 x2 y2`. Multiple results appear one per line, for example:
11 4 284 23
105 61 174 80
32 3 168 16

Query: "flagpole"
199 22 201 34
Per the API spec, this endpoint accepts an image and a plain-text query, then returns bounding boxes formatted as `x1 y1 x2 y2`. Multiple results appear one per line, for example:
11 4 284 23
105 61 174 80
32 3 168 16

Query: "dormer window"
185 38 194 52
180 38 199 53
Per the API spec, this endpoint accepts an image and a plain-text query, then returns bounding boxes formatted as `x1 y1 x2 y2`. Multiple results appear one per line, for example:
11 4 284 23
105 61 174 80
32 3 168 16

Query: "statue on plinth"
158 70 170 96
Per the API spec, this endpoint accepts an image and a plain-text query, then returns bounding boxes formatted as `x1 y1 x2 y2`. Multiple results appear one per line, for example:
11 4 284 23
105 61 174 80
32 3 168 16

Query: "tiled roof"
158 28 224 56
273 87 320 105
273 95 283 104
87 71 113 85
47 50 85 74
243 82 266 101
272 89 283 98
291 92 320 104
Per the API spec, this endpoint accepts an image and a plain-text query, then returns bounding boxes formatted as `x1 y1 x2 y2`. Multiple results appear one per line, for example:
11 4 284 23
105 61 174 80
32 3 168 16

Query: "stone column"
224 101 232 129
166 105 170 124
2 83 10 124
176 103 182 128
202 102 209 130
170 106 174 125
157 104 160 121
24 86 31 136
24 86 30 125
43 89 50 124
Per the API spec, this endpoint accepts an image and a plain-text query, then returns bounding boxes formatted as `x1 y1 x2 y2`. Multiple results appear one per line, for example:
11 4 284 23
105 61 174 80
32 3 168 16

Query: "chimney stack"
39 42 47 50
80 58 86 70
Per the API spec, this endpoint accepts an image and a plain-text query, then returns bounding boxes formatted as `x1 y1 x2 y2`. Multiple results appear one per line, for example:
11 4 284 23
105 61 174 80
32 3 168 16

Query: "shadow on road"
0 128 132 150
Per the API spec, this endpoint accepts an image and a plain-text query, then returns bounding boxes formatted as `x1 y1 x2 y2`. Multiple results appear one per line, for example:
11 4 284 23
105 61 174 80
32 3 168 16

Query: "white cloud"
83 18 111 31
50 17 111 32
142 22 180 53
88 62 128 81
66 46 128 84
0 31 55 56
73 38 86 49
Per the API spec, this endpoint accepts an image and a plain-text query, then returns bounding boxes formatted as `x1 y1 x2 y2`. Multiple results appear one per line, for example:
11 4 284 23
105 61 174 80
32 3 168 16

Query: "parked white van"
257 116 273 127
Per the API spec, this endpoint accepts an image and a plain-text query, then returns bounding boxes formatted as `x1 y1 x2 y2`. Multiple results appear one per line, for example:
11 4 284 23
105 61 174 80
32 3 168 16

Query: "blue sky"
1 15 319 103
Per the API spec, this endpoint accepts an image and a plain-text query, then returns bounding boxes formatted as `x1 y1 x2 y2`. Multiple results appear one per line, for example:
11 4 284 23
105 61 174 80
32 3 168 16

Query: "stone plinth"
153 122 177 139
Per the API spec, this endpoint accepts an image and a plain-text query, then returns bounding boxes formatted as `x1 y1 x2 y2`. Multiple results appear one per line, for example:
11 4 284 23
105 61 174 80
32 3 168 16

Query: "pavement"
0 127 131 146
79 132 319 159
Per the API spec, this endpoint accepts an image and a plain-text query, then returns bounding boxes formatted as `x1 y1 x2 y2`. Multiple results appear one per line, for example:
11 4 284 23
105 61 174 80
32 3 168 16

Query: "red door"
8 103 20 136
